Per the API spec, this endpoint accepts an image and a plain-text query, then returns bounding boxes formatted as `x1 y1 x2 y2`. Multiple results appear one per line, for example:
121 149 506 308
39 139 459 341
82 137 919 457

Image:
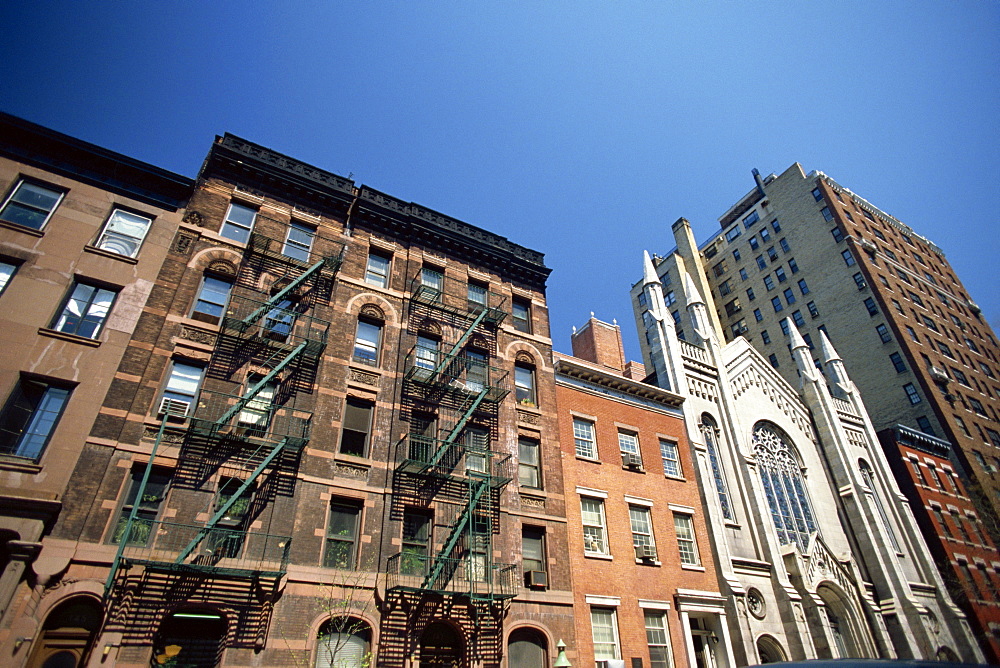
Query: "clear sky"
2 1 997 361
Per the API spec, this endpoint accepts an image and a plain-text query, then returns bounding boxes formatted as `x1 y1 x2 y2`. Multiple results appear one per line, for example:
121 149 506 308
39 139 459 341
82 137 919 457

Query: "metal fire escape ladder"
426 388 490 469
421 476 491 590
238 257 329 331
429 306 491 379
173 437 289 564
214 340 308 428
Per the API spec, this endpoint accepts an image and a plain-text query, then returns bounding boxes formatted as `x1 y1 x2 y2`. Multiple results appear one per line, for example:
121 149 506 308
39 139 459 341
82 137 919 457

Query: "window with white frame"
0 378 72 460
590 607 621 661
95 208 153 257
644 610 672 668
160 361 205 416
673 513 700 565
0 260 16 295
191 275 233 325
283 221 315 262
51 281 117 339
352 318 382 366
365 251 391 287
618 429 641 465
573 418 597 459
220 201 257 243
630 505 656 557
581 497 608 555
0 179 63 230
659 439 681 477
518 437 542 489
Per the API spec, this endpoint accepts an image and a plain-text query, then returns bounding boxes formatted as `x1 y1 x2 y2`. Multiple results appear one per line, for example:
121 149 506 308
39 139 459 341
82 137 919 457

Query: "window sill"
576 455 601 464
584 552 613 561
635 559 662 567
0 219 44 237
664 474 687 482
38 327 101 347
681 564 706 572
0 456 42 473
83 245 139 264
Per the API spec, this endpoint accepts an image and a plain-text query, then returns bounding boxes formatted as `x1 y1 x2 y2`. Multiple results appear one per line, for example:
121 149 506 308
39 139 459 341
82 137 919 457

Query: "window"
803 333 814 349
771 297 783 313
908 291 924 307
352 318 382 366
238 375 276 434
512 298 532 333
315 619 371 668
160 361 204 415
111 467 171 546
365 252 391 288
916 416 935 436
922 315 939 332
618 430 641 467
96 209 153 257
630 505 656 557
779 238 790 253
515 364 536 406
753 423 817 551
792 310 805 327
743 210 760 228
746 288 756 302
0 180 63 229
644 611 671 668
282 221 314 262
724 225 741 242
673 514 700 565
775 266 787 283
779 319 790 336
853 273 867 290
760 228 771 243
718 280 732 296
889 352 906 373
0 378 71 459
220 202 257 243
637 292 648 309
970 397 988 417
864 298 878 316
401 510 431 576
192 275 233 324
263 298 296 342
767 247 778 262
324 501 361 568
906 326 918 341
768 353 779 368
903 383 921 405
807 301 819 318
831 228 844 243
712 261 728 277
733 249 742 261
518 437 542 488
761 330 771 344
753 308 763 322
749 237 760 251
702 417 733 520
420 266 444 295
955 416 972 438
659 439 681 477
763 275 775 291
590 608 621 661
52 282 117 339
573 418 597 458
783 288 796 305
0 260 16 295
771 219 781 232
581 497 608 554
951 367 970 386
339 397 373 456
724 298 741 316
414 335 439 371
812 187 824 202
467 281 488 310
876 324 892 343
756 255 767 270
664 290 676 307
739 268 748 281
842 249 856 266
821 206 834 222
797 278 810 295
730 319 748 337
522 526 546 584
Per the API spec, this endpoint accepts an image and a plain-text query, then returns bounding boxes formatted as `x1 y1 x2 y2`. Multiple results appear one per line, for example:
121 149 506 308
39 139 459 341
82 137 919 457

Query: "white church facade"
632 238 982 665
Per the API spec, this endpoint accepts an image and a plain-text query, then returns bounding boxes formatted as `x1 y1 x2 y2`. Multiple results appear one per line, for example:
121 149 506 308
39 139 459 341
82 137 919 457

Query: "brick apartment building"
0 112 193 665
631 163 1000 659
555 316 727 668
631 249 981 663
879 425 1000 662
0 120 575 666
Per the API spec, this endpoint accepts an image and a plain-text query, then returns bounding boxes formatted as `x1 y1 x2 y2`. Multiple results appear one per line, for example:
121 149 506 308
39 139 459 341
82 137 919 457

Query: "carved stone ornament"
517 410 541 426
334 463 369 479
359 304 385 321
514 351 535 366
182 210 204 227
418 319 442 337
348 368 380 387
519 495 545 509
173 233 195 255
179 326 217 345
747 588 766 619
143 427 185 444
207 259 238 276
469 334 488 350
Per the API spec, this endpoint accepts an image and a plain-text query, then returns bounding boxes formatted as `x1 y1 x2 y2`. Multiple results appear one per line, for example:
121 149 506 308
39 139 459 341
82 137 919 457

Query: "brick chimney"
571 316 626 372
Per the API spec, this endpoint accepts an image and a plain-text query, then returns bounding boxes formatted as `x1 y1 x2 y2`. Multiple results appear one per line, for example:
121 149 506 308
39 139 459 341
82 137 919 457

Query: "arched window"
315 617 372 668
859 459 901 552
756 634 787 664
508 627 548 668
25 596 103 668
701 415 734 521
753 422 816 550
817 585 860 659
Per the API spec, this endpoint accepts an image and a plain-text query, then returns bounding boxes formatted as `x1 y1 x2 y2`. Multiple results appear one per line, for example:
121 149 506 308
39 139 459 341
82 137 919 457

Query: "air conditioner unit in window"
634 544 657 561
621 452 644 470
525 570 548 588
158 397 191 417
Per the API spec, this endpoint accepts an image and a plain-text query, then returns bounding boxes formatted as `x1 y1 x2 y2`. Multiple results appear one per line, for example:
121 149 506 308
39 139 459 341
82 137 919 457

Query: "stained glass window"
752 423 816 551
702 416 734 521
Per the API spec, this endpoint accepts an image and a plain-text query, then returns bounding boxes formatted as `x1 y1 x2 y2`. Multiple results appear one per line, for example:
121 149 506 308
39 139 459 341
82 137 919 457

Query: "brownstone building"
0 112 193 665
0 123 575 666
879 425 1000 663
555 317 726 668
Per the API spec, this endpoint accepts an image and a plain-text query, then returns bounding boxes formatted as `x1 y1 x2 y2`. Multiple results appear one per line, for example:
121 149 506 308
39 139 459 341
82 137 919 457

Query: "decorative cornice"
554 355 684 408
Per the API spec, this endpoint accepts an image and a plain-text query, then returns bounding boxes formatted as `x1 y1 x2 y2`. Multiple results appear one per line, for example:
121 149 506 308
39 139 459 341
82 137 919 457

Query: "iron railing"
385 552 516 599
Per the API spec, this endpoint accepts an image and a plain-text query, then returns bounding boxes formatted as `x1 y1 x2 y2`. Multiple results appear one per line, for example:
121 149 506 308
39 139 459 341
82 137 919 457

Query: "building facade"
631 249 982 663
554 317 728 668
0 124 575 666
0 112 193 666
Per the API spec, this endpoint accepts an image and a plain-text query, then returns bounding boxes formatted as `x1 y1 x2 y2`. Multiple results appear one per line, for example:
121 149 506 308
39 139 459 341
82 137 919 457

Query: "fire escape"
380 275 516 667
104 228 342 655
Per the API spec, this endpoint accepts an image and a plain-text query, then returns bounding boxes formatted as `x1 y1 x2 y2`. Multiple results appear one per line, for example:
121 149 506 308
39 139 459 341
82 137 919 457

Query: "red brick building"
879 424 1000 663
555 317 727 668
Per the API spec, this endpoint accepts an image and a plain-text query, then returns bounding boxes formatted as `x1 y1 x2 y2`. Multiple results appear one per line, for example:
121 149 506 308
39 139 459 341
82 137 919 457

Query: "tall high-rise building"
631 163 1000 658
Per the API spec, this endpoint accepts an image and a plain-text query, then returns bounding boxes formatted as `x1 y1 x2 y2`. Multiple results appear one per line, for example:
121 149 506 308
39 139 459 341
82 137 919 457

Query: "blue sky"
3 1 997 360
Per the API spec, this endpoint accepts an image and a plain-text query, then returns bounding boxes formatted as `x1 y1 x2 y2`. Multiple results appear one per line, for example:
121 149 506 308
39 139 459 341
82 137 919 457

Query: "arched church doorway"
419 620 464 667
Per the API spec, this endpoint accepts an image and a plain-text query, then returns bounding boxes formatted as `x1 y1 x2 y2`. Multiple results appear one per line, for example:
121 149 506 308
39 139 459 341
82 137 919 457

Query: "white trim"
577 486 608 499
668 503 696 513
585 595 621 606
625 495 654 507
569 410 598 421
638 599 671 610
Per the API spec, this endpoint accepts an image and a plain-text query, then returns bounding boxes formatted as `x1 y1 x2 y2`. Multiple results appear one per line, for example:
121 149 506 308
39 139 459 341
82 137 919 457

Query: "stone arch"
501 340 549 370
313 615 374 668
358 303 385 322
752 420 817 551
153 607 229 667
24 594 104 668
416 318 442 338
344 292 400 326
506 625 549 668
755 634 787 663
815 582 867 659
187 246 243 272
514 351 536 366
418 618 467 667
936 645 959 661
